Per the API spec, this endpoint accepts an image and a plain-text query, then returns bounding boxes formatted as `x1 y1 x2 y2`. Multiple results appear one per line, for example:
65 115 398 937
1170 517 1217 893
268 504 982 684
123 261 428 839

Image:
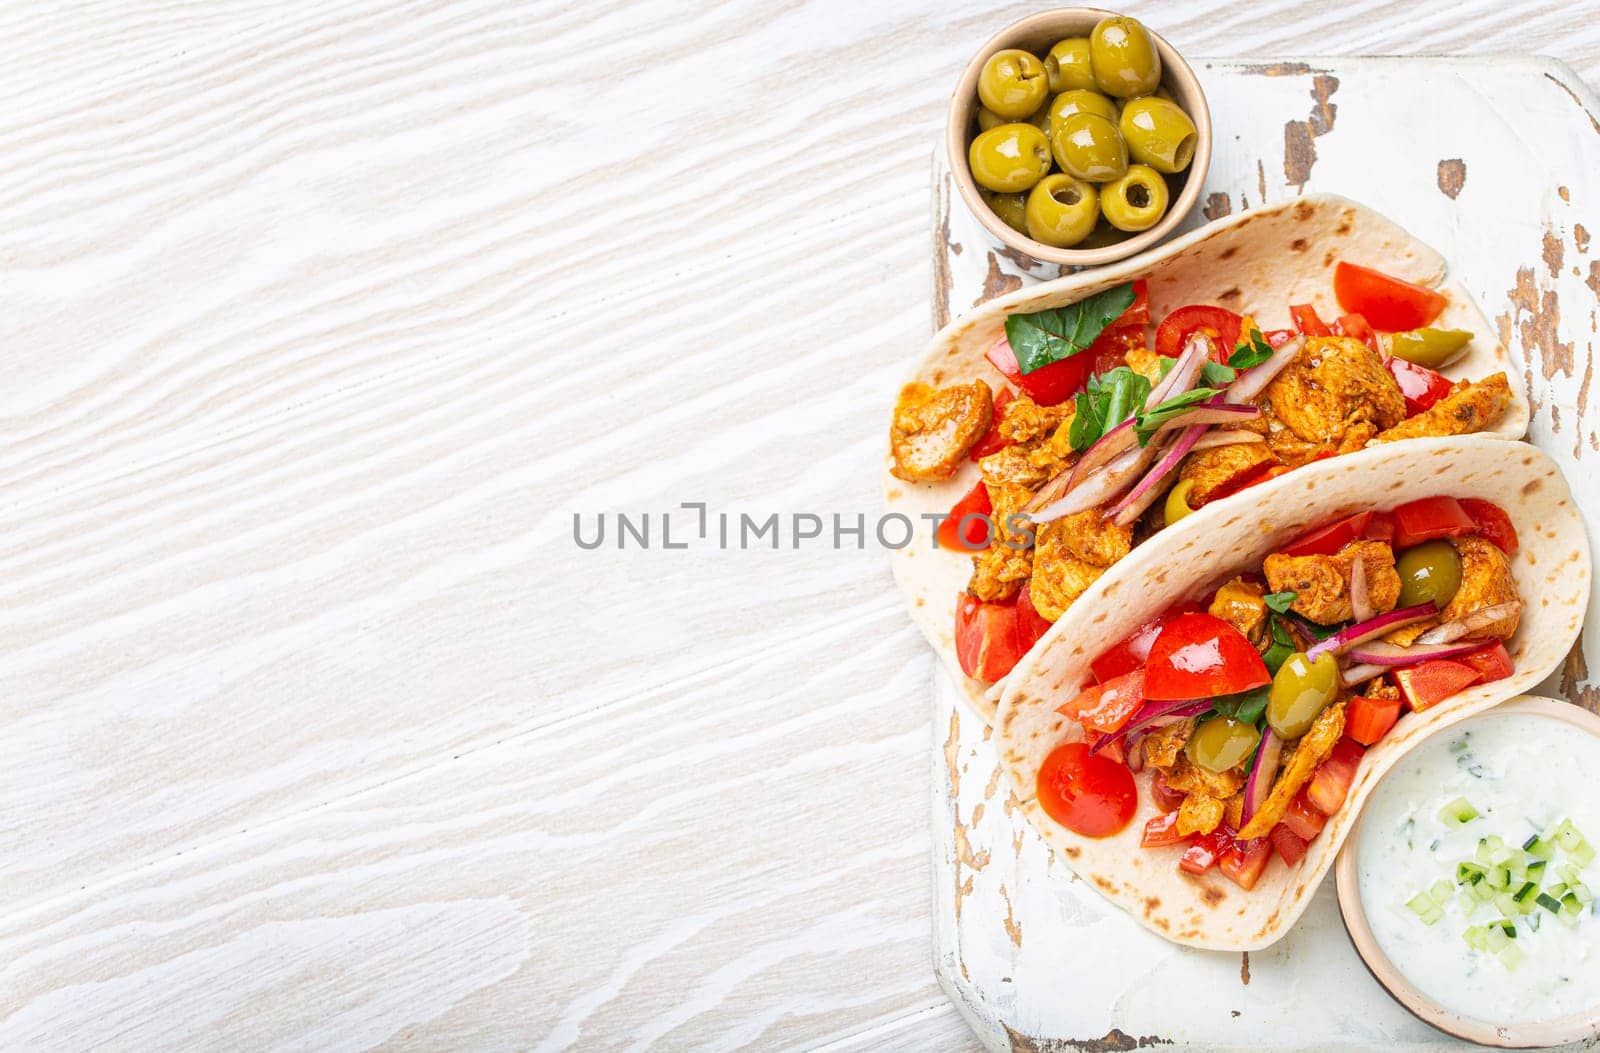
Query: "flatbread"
885 194 1528 724
993 435 1588 950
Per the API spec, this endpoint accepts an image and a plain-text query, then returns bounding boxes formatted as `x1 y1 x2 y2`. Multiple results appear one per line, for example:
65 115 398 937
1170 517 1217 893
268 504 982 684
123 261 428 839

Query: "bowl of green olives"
948 9 1210 268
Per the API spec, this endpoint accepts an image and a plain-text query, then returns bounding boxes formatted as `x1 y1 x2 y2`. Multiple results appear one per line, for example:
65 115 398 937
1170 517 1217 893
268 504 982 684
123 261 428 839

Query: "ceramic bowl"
1335 695 1600 1048
946 8 1211 269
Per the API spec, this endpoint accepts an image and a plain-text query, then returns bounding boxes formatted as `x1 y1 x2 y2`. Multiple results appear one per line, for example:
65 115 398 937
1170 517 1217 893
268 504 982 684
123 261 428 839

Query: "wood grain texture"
1 0 1598 1048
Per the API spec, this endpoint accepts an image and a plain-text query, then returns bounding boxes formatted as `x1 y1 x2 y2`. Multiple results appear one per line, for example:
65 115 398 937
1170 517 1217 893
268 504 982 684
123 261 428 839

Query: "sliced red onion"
1189 430 1266 451
1029 445 1150 523
1346 639 1485 667
1108 426 1205 528
1340 663 1387 688
1415 602 1522 645
1350 557 1373 624
1150 404 1262 435
1224 334 1305 405
1064 418 1136 491
1306 603 1440 661
1126 731 1147 773
1090 698 1210 754
1240 729 1282 829
1147 332 1214 408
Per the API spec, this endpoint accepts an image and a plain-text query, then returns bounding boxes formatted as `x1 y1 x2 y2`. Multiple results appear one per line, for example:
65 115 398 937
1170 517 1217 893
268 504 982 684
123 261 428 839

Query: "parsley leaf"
1229 330 1275 370
1263 590 1298 614
1004 283 1137 375
1068 367 1150 452
1212 685 1270 725
1200 361 1238 386
1132 387 1225 445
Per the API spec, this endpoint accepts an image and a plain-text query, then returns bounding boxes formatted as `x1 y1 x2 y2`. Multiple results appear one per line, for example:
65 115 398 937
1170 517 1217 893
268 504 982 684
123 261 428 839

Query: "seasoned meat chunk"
1224 792 1245 832
890 381 992 481
1142 718 1195 769
1440 535 1522 639
1028 547 1105 621
1178 442 1282 506
1264 539 1401 624
1375 373 1512 444
1236 701 1347 839
1046 508 1134 567
1125 347 1166 385
1176 793 1226 836
979 443 1056 489
1264 337 1405 447
1164 753 1247 799
967 482 1034 602
998 395 1073 445
1209 576 1269 647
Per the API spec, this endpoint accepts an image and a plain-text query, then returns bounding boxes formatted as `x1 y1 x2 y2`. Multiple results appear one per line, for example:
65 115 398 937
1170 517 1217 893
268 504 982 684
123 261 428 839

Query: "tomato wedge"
968 388 1016 461
1363 510 1396 545
1016 584 1053 650
1179 830 1229 875
1121 279 1151 327
1394 659 1482 712
1334 312 1380 353
937 481 992 552
1386 356 1454 416
1264 328 1296 348
1392 496 1476 549
985 338 1094 407
1460 497 1518 555
1057 668 1146 734
1347 694 1403 746
1269 825 1309 866
1141 811 1188 847
1281 511 1372 557
955 594 1024 682
1089 601 1203 683
1282 791 1328 840
1155 305 1241 361
1144 613 1271 700
1036 742 1138 838
1334 261 1447 331
1219 836 1273 890
1458 641 1514 684
1289 303 1332 337
1306 738 1365 816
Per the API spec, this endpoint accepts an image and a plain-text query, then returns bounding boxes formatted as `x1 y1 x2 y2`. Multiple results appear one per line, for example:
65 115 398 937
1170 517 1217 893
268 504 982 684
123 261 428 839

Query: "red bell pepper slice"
1458 641 1514 685
1334 261 1447 331
1363 510 1396 545
1219 836 1273 890
1386 356 1454 416
1016 584 1053 651
937 481 992 552
1057 668 1146 735
1144 613 1271 701
1289 303 1332 337
1394 659 1483 712
1334 312 1381 352
1179 830 1230 875
968 388 1016 461
1347 694 1403 746
1282 791 1328 840
1269 825 1309 866
1306 738 1365 816
1392 496 1476 548
1459 497 1519 555
955 593 1024 683
1155 304 1241 361
1141 811 1189 847
1281 511 1373 557
985 338 1094 407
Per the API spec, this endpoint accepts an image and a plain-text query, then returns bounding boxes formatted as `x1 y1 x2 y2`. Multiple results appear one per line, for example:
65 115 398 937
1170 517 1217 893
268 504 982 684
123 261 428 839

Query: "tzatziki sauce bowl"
1336 696 1600 1048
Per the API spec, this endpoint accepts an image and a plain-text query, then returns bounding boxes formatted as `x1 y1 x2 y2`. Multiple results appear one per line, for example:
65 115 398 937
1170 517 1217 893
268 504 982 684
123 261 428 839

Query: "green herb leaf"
1004 283 1138 375
1263 590 1298 614
1068 390 1104 452
1229 330 1275 370
1212 685 1270 725
1133 387 1225 445
1067 367 1150 452
1200 361 1238 386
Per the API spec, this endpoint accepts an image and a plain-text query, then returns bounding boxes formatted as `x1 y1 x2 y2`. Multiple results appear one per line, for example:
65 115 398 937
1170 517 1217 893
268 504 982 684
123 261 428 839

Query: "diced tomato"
1016 584 1053 650
968 388 1016 461
1264 328 1296 348
1089 601 1203 684
955 594 1024 683
1145 613 1271 700
1036 742 1138 838
1363 510 1396 545
1141 811 1188 847
1334 261 1447 331
1057 668 1146 735
1096 736 1128 765
1219 836 1273 890
1306 738 1365 816
1281 511 1373 557
1386 355 1454 416
1155 305 1241 362
1334 312 1381 353
1178 831 1230 875
1394 659 1483 712
1221 463 1291 498
1122 279 1151 327
1269 825 1309 866
1460 497 1518 555
1289 303 1332 337
1283 792 1328 840
985 338 1094 407
1150 772 1186 813
937 481 992 552
1347 694 1403 746
1458 641 1514 685
1392 496 1476 549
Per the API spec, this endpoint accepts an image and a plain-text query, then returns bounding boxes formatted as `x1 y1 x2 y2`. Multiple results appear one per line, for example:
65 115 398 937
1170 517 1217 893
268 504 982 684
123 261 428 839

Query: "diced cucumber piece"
1537 892 1565 913
1485 925 1512 951
1513 882 1541 906
1439 797 1480 825
1527 859 1548 877
1472 880 1497 902
1495 892 1519 917
1524 835 1556 861
1458 861 1486 885
1572 840 1596 868
1430 879 1455 905
1573 882 1593 906
1457 890 1480 917
1562 893 1584 916
1407 891 1443 924
1486 865 1510 890
1555 820 1583 852
1559 863 1582 885
1499 944 1526 970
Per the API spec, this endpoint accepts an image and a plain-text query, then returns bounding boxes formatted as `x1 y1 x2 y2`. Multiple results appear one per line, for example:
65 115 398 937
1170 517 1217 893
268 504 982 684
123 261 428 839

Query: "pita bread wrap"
886 194 1527 723
992 435 1587 950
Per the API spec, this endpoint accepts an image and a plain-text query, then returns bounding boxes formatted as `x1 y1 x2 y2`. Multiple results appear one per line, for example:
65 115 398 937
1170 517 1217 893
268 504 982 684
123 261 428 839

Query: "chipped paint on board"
1437 158 1466 199
1283 75 1339 188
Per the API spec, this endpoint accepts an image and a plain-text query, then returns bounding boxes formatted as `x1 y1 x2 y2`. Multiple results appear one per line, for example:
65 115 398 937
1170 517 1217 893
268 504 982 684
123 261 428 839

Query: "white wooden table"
2 2 1599 1049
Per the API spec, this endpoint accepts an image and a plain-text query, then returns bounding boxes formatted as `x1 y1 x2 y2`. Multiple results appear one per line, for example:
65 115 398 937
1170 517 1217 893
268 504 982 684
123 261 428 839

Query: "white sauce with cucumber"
1357 714 1600 1024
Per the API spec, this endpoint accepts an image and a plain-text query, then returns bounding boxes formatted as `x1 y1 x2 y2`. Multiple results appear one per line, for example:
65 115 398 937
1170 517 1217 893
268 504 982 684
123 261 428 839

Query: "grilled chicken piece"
1375 373 1512 443
967 482 1034 602
1178 442 1281 506
1440 535 1521 639
1208 576 1270 648
1027 545 1105 620
1265 336 1406 447
1177 793 1227 836
1264 539 1401 625
890 381 992 482
1142 718 1195 769
1125 347 1166 385
1236 701 1347 840
1164 753 1248 799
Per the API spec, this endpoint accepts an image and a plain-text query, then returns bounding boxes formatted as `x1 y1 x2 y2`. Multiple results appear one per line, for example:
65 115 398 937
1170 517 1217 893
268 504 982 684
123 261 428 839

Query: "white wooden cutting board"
930 56 1600 1051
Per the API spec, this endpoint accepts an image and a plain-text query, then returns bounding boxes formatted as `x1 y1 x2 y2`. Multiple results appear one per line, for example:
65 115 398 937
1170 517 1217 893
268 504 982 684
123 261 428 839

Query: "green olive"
1163 476 1195 527
1186 716 1261 773
1397 539 1463 609
1075 220 1126 249
1119 96 1198 174
968 123 1052 193
981 189 1028 233
1388 328 1474 369
1051 112 1128 183
1044 37 1096 93
980 104 1050 134
1101 164 1170 231
1025 175 1099 248
1089 16 1162 98
1048 89 1118 134
1267 652 1340 740
978 49 1050 119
